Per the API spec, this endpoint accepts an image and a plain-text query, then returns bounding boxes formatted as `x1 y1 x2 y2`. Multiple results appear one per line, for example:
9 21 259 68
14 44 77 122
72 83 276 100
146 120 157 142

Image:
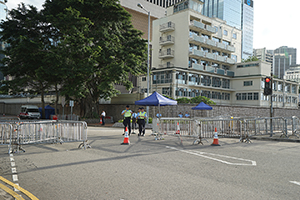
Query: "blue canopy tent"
192 102 212 118
39 105 55 119
135 91 177 106
135 91 177 118
192 102 212 110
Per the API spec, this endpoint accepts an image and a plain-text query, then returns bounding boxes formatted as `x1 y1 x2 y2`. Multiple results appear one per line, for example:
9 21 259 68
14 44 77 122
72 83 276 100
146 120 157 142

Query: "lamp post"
137 3 150 124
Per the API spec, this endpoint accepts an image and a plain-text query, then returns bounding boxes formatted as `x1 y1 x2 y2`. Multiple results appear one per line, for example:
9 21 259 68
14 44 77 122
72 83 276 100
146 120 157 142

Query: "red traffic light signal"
265 78 271 83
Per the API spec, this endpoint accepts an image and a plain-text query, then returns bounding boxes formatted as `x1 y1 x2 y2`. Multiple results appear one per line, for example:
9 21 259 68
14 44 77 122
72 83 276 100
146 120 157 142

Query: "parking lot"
1 126 300 199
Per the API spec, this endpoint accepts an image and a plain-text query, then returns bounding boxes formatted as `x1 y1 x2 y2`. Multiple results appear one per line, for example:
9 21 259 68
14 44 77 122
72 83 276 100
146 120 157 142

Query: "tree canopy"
0 0 147 117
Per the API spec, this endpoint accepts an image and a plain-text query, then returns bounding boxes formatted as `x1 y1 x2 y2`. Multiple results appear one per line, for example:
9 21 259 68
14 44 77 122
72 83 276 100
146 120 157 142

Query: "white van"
19 105 40 119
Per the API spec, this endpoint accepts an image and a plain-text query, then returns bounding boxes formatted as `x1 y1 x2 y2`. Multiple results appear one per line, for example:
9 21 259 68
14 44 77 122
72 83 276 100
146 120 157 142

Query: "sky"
6 0 300 64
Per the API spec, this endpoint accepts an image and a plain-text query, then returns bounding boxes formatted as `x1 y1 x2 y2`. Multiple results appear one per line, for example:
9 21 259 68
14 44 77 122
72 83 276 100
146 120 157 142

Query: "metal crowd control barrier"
243 117 287 141
156 118 201 144
0 123 13 154
12 121 90 153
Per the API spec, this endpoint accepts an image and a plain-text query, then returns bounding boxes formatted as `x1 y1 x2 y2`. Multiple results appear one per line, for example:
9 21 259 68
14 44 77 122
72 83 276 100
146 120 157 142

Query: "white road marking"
12 175 18 182
13 183 19 192
166 146 257 166
11 162 15 167
290 181 300 186
11 168 17 173
10 157 14 162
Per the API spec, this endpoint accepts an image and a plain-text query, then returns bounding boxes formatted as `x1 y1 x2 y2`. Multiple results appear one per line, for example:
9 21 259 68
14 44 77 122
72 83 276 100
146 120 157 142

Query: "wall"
2 102 299 122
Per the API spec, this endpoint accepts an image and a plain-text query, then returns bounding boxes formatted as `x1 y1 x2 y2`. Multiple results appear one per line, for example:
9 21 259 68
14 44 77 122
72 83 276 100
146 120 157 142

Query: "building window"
233 33 237 39
162 87 171 96
244 81 253 86
242 93 247 100
142 77 146 81
223 30 228 36
212 77 221 87
236 93 241 100
231 55 237 62
248 93 253 100
292 97 297 104
254 93 259 100
222 79 230 89
292 85 297 94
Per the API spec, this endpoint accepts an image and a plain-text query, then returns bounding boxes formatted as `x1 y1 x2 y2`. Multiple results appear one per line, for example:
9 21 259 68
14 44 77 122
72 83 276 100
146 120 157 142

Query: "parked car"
19 105 40 119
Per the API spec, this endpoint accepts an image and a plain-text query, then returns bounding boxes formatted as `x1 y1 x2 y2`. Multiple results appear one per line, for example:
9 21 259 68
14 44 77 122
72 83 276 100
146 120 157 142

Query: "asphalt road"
1 126 300 199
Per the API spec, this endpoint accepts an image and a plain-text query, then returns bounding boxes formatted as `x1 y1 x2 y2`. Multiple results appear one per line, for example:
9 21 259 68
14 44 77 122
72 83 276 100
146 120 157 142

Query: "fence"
10 121 90 153
156 116 300 144
0 123 13 154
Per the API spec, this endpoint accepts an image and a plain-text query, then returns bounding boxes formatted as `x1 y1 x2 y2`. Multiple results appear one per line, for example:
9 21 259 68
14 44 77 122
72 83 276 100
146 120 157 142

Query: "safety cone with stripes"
211 127 220 146
176 122 180 134
121 127 130 145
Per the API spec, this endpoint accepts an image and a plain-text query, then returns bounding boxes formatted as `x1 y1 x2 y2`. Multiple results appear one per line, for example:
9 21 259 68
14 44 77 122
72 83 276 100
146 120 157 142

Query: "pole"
270 73 273 137
146 11 150 124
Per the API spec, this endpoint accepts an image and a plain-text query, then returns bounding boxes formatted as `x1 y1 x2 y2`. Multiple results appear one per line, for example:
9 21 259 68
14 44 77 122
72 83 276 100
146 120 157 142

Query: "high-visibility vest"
139 112 146 119
123 110 132 118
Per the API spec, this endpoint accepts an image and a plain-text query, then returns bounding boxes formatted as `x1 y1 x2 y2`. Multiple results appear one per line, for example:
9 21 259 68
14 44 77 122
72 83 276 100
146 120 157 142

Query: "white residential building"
138 0 299 108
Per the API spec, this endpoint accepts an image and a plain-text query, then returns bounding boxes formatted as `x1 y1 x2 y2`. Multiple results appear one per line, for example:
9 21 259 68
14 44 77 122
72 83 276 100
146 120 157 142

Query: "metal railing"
0 123 13 154
155 116 300 144
11 121 90 153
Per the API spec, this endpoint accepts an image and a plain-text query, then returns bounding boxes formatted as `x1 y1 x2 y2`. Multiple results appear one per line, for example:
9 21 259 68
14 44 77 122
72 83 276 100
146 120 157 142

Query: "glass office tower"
202 0 254 60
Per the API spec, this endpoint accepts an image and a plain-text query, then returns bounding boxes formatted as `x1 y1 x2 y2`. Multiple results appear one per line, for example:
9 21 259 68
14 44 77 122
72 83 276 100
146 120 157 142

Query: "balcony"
216 55 226 62
189 34 205 44
206 66 215 73
217 42 226 50
226 57 236 64
189 20 216 34
216 68 225 75
227 45 235 52
206 52 215 60
206 39 216 47
190 49 206 58
160 22 175 32
159 49 174 59
159 63 174 68
191 63 204 71
159 36 175 46
226 70 235 77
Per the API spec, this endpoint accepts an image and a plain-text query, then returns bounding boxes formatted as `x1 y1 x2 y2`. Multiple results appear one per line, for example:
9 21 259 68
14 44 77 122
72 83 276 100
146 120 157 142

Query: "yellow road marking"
0 183 24 200
0 176 39 200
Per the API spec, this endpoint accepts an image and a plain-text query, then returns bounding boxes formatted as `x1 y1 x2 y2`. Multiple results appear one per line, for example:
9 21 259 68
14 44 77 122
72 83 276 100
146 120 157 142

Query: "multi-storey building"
273 46 297 79
137 0 298 108
253 48 273 64
202 0 254 60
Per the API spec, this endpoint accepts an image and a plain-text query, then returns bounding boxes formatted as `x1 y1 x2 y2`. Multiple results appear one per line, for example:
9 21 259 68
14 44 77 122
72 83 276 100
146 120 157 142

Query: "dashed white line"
12 175 18 182
290 181 300 186
11 162 15 167
166 146 257 166
11 168 17 174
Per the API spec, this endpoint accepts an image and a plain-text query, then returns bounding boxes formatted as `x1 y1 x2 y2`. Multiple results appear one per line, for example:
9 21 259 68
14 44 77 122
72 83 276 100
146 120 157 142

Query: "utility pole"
270 73 273 136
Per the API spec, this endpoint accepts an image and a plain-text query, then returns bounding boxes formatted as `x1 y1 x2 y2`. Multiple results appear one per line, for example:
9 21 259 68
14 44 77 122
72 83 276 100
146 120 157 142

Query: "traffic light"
263 77 272 95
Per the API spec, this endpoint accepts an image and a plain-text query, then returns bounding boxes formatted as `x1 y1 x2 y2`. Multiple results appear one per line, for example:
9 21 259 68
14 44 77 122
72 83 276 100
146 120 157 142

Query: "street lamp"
137 3 150 124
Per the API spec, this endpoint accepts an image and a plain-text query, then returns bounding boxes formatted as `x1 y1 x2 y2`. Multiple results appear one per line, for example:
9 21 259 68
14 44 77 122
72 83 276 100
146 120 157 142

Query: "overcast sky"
6 0 300 63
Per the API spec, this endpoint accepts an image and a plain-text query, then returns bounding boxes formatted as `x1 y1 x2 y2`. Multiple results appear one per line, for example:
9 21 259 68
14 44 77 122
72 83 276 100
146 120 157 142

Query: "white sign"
61 97 65 107
69 100 74 107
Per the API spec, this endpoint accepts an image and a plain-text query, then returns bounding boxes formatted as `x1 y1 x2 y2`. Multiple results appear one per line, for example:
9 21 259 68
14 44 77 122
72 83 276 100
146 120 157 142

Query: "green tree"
176 97 191 103
190 96 216 105
242 56 259 63
0 4 54 118
0 3 96 118
43 0 147 117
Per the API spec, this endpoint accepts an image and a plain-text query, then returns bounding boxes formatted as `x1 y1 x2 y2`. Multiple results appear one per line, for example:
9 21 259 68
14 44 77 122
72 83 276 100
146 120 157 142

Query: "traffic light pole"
270 73 273 137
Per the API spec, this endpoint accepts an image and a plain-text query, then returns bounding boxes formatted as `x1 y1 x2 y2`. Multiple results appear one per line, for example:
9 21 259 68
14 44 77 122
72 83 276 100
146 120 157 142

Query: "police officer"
137 107 147 136
121 105 133 135
131 110 138 134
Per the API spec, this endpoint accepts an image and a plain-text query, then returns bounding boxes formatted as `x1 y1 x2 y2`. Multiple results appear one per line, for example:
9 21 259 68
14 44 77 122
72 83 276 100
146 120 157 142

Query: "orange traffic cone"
176 122 180 134
211 127 220 146
100 118 102 124
121 127 130 145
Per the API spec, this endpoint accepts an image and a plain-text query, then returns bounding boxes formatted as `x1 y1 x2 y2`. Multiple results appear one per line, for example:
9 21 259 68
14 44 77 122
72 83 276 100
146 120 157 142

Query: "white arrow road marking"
290 181 300 186
166 146 257 166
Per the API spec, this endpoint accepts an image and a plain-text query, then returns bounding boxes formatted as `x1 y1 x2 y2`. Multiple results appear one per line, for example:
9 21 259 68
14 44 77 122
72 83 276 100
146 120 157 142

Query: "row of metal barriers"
152 116 300 144
0 119 90 154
